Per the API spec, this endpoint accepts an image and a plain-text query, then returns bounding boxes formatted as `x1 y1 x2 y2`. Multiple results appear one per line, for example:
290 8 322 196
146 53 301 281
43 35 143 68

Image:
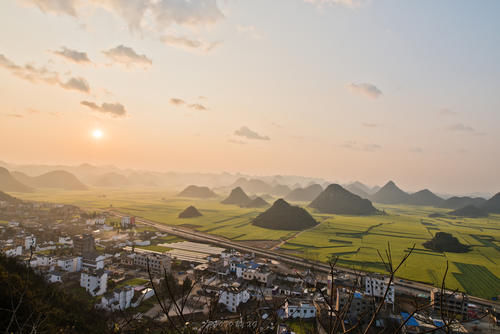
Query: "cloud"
341 141 381 152
347 83 382 99
80 100 127 118
234 126 270 141
160 35 221 52
188 103 207 111
448 123 475 132
439 108 458 116
228 139 246 145
0 53 90 93
361 122 379 128
170 98 186 105
3 113 24 118
409 147 423 153
19 0 224 32
102 45 152 68
52 47 91 64
236 25 262 39
61 77 90 92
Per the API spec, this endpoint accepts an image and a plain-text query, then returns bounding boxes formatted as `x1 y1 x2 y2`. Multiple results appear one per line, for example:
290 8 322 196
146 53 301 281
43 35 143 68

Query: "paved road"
110 210 500 310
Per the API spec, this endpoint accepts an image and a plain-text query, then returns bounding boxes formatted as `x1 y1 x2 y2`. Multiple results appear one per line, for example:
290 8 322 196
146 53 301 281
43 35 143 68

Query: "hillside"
440 196 487 210
406 189 444 207
371 181 410 204
252 199 318 230
241 196 269 208
231 177 272 194
178 206 203 218
285 184 323 202
271 184 291 197
448 205 488 218
12 170 87 190
93 172 130 187
177 185 217 198
309 184 379 215
221 187 251 206
481 192 500 214
0 167 33 192
423 232 470 253
345 183 371 199
0 190 20 203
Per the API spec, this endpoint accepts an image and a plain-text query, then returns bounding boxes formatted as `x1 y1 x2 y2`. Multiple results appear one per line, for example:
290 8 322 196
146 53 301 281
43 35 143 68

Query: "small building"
47 272 63 284
364 276 395 304
73 234 96 255
284 299 317 319
218 285 250 313
430 289 469 319
98 286 135 311
57 256 82 272
25 235 36 250
80 269 108 296
336 288 375 321
82 253 105 270
121 216 135 228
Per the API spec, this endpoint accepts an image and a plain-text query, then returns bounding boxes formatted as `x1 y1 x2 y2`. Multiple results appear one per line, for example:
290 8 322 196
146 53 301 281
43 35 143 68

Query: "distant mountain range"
448 205 488 218
252 199 318 230
0 190 21 203
0 167 33 192
12 170 87 190
309 184 379 215
177 185 217 198
285 184 323 202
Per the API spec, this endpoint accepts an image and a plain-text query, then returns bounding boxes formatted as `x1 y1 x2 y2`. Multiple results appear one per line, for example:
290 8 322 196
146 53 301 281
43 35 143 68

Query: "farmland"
11 188 500 300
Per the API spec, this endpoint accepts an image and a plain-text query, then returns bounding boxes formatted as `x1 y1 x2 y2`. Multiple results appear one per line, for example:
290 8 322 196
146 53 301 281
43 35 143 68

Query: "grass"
116 278 149 289
10 188 500 299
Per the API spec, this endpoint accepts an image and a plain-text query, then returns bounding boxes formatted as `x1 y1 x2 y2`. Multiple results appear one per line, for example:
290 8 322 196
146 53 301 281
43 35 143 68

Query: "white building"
98 286 135 311
284 300 317 319
33 255 57 267
57 256 82 272
47 272 63 283
219 285 250 312
8 221 20 227
364 276 395 304
25 235 36 250
80 269 108 296
121 216 135 228
58 236 73 246
4 245 23 257
82 253 105 270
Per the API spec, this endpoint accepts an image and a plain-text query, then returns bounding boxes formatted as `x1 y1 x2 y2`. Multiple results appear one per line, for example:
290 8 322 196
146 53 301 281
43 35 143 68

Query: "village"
1 195 499 333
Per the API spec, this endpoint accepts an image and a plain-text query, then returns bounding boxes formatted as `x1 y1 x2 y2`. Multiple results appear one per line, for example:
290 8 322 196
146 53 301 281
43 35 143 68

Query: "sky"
1 0 499 194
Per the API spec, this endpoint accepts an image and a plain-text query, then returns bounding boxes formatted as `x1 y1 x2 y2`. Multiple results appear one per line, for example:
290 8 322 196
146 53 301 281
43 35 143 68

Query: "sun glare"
92 129 103 139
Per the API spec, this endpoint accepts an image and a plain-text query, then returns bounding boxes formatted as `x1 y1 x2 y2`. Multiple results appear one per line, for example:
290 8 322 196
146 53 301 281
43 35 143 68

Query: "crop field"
11 189 500 299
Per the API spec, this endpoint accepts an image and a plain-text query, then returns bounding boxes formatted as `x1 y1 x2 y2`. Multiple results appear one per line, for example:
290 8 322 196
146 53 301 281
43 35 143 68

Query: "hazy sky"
1 0 499 194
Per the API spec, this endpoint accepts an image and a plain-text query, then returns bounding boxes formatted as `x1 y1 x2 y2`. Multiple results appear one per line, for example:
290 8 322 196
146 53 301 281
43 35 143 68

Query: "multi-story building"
57 256 82 272
25 235 36 250
98 286 135 311
82 253 105 270
242 267 275 287
284 300 317 319
73 234 96 255
121 216 135 228
430 289 469 319
335 288 376 320
80 269 108 296
219 285 250 312
364 276 395 304
124 250 171 275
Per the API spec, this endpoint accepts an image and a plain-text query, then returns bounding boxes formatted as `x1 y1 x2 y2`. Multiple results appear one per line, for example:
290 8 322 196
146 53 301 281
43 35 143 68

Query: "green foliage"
0 255 107 333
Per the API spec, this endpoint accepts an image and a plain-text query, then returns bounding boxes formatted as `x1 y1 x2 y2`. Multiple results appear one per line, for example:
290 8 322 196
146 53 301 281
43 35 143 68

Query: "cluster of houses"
1 197 497 332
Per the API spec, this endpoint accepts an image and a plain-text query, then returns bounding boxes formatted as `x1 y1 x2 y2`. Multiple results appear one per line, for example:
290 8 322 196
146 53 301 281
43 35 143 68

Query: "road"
110 210 500 310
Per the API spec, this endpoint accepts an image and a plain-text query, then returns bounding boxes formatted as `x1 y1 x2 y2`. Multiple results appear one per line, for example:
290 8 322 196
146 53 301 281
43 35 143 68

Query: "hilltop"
309 184 379 215
178 185 217 198
345 183 371 199
93 172 130 187
371 181 410 204
241 196 269 208
0 190 20 203
440 196 487 210
406 189 444 207
221 187 251 206
12 170 87 190
231 178 272 194
448 205 488 218
482 192 500 214
252 199 318 230
285 184 323 202
0 167 33 192
423 232 470 253
178 206 203 218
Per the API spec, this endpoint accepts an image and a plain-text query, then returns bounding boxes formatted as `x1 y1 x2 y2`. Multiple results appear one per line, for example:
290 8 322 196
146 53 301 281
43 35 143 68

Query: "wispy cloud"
2 113 24 118
448 123 475 132
439 108 458 116
20 0 224 32
236 25 262 39
188 103 207 111
160 35 221 52
52 47 91 64
80 100 127 118
234 126 270 141
347 82 382 99
0 53 90 93
341 141 381 152
170 98 186 106
228 139 246 145
409 147 423 153
103 45 152 69
361 122 380 128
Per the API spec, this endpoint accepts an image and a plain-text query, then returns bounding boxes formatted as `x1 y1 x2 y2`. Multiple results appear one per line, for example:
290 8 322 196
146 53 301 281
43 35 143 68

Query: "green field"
11 189 500 300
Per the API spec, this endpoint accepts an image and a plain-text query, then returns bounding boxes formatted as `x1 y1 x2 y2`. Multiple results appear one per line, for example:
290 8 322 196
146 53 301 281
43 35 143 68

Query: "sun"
92 129 103 139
